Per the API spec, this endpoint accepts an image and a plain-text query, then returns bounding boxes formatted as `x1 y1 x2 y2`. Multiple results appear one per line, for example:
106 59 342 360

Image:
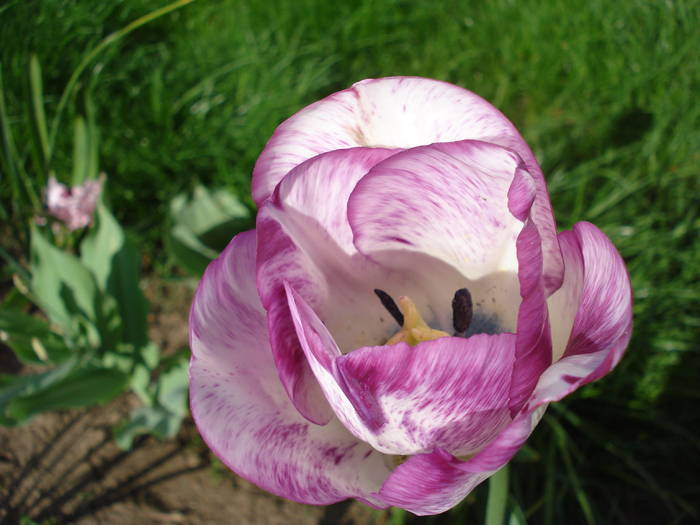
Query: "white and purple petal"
189 231 391 505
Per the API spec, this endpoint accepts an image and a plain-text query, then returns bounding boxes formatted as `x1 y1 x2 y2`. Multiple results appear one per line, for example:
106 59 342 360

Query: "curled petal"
285 283 516 457
190 232 391 505
508 218 552 415
253 76 563 292
531 222 633 407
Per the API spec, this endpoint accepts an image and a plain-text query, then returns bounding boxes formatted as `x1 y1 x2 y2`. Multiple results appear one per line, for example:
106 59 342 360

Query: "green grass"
1 0 699 523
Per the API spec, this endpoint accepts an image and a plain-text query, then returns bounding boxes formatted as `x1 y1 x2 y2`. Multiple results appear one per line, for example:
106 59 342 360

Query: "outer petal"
531 222 633 406
378 406 546 515
255 147 399 423
189 231 391 505
285 283 515 457
253 76 563 293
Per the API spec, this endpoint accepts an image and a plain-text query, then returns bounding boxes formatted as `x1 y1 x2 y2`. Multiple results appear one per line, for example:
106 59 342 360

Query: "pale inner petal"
275 206 521 352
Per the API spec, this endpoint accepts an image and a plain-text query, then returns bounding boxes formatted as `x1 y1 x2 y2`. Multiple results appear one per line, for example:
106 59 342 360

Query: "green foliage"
0 310 71 365
114 354 189 449
6 365 129 421
81 203 149 348
1 193 188 444
167 185 253 275
30 225 109 347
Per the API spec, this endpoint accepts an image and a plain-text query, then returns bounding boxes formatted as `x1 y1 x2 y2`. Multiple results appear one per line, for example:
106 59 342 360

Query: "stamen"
374 289 404 326
452 288 473 335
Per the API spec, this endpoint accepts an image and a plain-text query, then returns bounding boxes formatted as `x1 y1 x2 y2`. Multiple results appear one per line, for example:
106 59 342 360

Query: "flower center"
386 296 450 346
374 288 474 346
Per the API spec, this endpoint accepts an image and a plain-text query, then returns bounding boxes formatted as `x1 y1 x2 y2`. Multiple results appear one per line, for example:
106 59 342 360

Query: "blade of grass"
84 77 101 180
547 417 596 525
71 116 88 185
47 0 198 162
29 54 49 174
0 64 20 208
0 64 40 211
543 429 557 525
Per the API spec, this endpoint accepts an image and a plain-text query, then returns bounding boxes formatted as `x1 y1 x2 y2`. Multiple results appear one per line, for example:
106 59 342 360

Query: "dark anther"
452 288 473 335
374 289 404 327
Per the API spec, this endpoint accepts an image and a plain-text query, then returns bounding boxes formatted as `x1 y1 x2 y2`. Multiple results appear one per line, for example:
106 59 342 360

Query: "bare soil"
0 280 381 525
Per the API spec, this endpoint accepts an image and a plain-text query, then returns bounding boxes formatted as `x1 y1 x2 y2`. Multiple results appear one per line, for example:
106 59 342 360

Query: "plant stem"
485 463 509 525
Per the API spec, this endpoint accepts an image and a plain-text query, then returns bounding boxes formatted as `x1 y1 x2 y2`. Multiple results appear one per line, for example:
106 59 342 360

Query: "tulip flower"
189 77 632 515
46 175 104 231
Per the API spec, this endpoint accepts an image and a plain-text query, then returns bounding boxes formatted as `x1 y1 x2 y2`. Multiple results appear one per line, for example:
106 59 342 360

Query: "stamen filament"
374 289 404 326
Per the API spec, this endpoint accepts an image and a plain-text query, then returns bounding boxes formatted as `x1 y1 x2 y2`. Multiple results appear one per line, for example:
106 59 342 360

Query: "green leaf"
114 355 188 449
6 366 129 421
114 405 178 449
0 309 71 364
507 502 528 525
1 63 40 211
101 341 159 404
0 359 77 425
168 224 217 275
156 357 188 415
81 204 148 348
30 225 101 342
167 185 252 275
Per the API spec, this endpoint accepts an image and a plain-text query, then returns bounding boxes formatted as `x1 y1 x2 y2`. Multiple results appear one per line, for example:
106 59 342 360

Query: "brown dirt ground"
0 280 384 525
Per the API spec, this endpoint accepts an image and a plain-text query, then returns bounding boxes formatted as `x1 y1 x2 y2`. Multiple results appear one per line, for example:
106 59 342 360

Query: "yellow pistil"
385 296 449 346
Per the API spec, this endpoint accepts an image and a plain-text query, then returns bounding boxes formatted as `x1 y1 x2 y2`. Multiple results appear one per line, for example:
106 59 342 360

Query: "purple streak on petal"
253 76 563 293
378 407 545 515
529 222 633 407
189 231 392 506
286 283 516 456
284 282 385 437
